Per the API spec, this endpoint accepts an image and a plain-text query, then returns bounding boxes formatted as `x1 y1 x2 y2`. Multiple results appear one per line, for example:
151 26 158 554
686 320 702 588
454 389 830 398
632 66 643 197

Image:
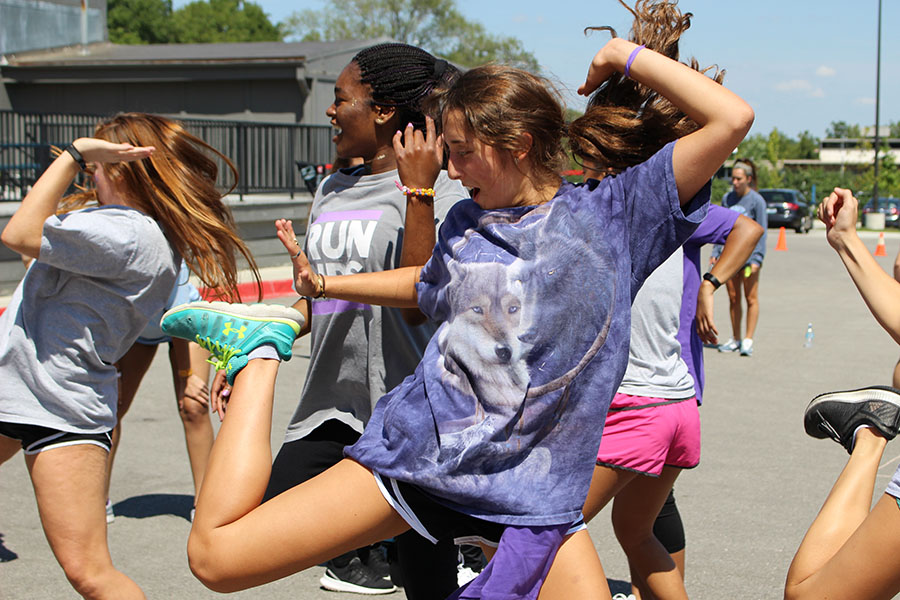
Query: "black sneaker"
804 385 900 453
362 546 392 582
320 557 398 595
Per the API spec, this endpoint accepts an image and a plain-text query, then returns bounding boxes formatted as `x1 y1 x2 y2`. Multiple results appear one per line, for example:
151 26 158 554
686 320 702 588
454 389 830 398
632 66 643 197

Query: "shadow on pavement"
0 532 18 562
113 493 193 521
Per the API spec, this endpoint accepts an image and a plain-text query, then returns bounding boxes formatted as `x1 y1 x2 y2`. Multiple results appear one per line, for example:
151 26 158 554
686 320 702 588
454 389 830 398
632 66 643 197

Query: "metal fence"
0 111 334 201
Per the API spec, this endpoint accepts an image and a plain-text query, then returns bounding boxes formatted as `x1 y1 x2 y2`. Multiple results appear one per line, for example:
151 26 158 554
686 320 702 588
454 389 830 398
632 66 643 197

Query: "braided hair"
353 43 459 129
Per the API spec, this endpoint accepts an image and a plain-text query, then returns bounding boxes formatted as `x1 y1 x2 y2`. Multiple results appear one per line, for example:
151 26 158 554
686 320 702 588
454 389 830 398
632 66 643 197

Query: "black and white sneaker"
804 385 900 453
320 557 398 595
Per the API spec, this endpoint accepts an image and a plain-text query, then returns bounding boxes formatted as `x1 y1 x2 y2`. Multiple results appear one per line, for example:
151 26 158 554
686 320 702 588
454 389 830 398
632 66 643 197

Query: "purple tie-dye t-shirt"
347 142 709 525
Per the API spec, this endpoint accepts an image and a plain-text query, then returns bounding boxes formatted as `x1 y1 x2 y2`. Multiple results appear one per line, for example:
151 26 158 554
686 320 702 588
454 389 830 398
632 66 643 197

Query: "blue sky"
179 0 899 139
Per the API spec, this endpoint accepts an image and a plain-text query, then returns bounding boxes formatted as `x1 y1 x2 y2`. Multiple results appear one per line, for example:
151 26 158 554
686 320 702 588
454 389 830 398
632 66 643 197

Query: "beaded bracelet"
395 181 436 197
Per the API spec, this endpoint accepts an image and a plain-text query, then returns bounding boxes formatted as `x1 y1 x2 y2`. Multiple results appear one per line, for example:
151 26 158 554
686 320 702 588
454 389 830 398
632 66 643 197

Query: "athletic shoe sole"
319 571 397 595
804 385 900 451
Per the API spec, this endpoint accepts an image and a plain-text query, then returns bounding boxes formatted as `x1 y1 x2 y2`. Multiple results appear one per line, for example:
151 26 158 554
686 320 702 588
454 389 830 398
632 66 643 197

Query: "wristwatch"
703 272 722 290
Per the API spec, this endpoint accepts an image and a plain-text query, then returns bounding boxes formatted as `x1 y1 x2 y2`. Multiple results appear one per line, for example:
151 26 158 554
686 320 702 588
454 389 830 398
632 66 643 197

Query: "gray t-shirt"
0 205 177 433
617 246 696 399
282 168 468 442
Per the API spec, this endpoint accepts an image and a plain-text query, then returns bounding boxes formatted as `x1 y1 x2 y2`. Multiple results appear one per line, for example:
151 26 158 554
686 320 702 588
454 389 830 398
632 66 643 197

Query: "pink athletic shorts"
595 393 701 476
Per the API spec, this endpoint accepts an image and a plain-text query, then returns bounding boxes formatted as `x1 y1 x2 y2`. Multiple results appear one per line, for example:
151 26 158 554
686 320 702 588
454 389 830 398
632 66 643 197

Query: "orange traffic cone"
775 226 788 251
875 232 888 256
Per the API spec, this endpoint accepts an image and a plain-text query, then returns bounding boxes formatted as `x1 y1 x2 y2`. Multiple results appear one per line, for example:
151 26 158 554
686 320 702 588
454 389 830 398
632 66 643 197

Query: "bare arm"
822 188 900 344
1 138 154 258
275 219 420 308
395 117 443 324
578 38 754 206
696 215 764 344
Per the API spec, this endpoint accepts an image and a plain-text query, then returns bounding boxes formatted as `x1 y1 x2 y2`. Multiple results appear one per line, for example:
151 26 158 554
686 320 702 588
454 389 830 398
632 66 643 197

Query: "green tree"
172 0 281 43
108 0 174 44
108 0 281 44
281 0 539 70
853 149 900 199
826 120 861 139
890 121 900 138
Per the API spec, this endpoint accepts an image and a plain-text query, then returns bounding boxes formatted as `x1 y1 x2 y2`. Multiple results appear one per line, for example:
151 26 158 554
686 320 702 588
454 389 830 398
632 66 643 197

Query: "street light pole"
873 0 882 208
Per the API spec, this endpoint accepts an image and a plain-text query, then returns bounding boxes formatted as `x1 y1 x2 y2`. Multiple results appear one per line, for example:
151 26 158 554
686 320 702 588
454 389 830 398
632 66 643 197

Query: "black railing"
0 111 333 201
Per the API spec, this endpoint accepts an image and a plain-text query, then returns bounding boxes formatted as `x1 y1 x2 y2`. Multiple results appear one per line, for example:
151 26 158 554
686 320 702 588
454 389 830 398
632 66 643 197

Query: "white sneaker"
718 338 739 353
740 338 754 357
612 594 637 600
105 499 115 524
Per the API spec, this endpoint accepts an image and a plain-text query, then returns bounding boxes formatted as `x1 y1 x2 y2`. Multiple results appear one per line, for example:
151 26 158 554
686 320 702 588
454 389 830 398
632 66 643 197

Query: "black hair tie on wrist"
65 144 87 171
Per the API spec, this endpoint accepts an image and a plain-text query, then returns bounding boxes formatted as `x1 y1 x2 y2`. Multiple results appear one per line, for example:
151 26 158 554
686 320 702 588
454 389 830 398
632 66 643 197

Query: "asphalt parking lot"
3 227 900 599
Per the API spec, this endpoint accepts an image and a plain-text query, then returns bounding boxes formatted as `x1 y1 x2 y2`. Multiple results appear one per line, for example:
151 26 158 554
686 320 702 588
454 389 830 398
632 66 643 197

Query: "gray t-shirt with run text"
282 168 468 442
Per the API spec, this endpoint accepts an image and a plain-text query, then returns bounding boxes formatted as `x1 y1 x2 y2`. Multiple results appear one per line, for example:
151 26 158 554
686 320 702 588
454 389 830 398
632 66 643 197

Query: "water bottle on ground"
804 323 814 348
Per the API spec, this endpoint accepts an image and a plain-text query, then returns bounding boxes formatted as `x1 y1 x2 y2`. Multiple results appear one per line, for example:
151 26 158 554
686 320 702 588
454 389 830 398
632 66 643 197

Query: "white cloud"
816 65 837 77
856 97 876 105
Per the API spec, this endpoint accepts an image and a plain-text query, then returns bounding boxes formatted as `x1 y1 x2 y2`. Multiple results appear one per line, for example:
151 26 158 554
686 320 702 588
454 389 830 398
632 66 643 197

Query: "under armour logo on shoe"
222 322 246 339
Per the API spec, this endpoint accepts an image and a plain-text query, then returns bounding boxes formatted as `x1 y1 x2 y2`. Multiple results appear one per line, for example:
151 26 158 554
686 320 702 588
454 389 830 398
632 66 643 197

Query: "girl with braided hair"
244 42 469 597
162 2 753 597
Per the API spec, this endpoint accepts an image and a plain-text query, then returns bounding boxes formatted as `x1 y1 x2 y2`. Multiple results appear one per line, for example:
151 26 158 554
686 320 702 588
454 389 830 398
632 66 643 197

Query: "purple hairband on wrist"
624 44 646 78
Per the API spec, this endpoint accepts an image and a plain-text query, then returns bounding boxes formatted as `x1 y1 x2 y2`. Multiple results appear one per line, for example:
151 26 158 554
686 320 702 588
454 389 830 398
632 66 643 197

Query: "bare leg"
168 340 213 497
583 463 636 522
892 358 900 389
612 467 687 600
785 429 900 599
725 276 743 341
27 444 144 599
188 358 409 592
0 433 20 465
107 342 158 499
743 265 761 340
538 530 611 600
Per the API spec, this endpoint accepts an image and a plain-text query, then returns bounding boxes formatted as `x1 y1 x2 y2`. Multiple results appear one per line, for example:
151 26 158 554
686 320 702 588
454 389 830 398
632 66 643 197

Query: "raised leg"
785 429 900 600
188 358 409 592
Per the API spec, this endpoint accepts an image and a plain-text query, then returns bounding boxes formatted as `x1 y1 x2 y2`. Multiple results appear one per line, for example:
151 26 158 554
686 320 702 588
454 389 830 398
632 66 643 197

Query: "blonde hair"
61 113 260 302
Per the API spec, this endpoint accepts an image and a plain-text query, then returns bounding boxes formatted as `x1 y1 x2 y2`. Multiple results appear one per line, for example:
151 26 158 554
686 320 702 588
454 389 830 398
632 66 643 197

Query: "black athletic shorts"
373 472 586 548
0 421 112 454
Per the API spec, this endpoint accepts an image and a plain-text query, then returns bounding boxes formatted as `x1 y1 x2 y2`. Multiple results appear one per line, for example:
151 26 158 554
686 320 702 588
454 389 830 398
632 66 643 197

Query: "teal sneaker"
160 301 305 384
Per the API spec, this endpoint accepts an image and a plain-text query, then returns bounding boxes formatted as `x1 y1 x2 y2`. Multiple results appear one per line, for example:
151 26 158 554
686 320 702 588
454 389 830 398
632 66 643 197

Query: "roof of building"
2 38 392 67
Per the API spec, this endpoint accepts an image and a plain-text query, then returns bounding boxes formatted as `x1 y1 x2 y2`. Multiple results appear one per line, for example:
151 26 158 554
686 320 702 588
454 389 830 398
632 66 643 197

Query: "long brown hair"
438 65 568 188
569 0 725 174
63 113 260 302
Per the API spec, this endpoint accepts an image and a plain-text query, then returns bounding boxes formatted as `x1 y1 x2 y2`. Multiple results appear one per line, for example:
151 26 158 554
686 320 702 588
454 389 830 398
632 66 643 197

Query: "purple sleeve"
687 204 740 246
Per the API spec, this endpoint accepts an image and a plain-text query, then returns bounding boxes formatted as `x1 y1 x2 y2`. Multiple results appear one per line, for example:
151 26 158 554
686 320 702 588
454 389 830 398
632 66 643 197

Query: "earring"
376 118 385 125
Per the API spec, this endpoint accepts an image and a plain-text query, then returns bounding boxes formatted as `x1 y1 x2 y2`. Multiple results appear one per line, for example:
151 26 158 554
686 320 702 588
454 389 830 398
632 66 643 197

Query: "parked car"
861 198 900 228
760 188 813 233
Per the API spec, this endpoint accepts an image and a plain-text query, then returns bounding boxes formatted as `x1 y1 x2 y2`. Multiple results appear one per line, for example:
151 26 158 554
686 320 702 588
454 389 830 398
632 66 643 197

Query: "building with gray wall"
0 38 389 126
